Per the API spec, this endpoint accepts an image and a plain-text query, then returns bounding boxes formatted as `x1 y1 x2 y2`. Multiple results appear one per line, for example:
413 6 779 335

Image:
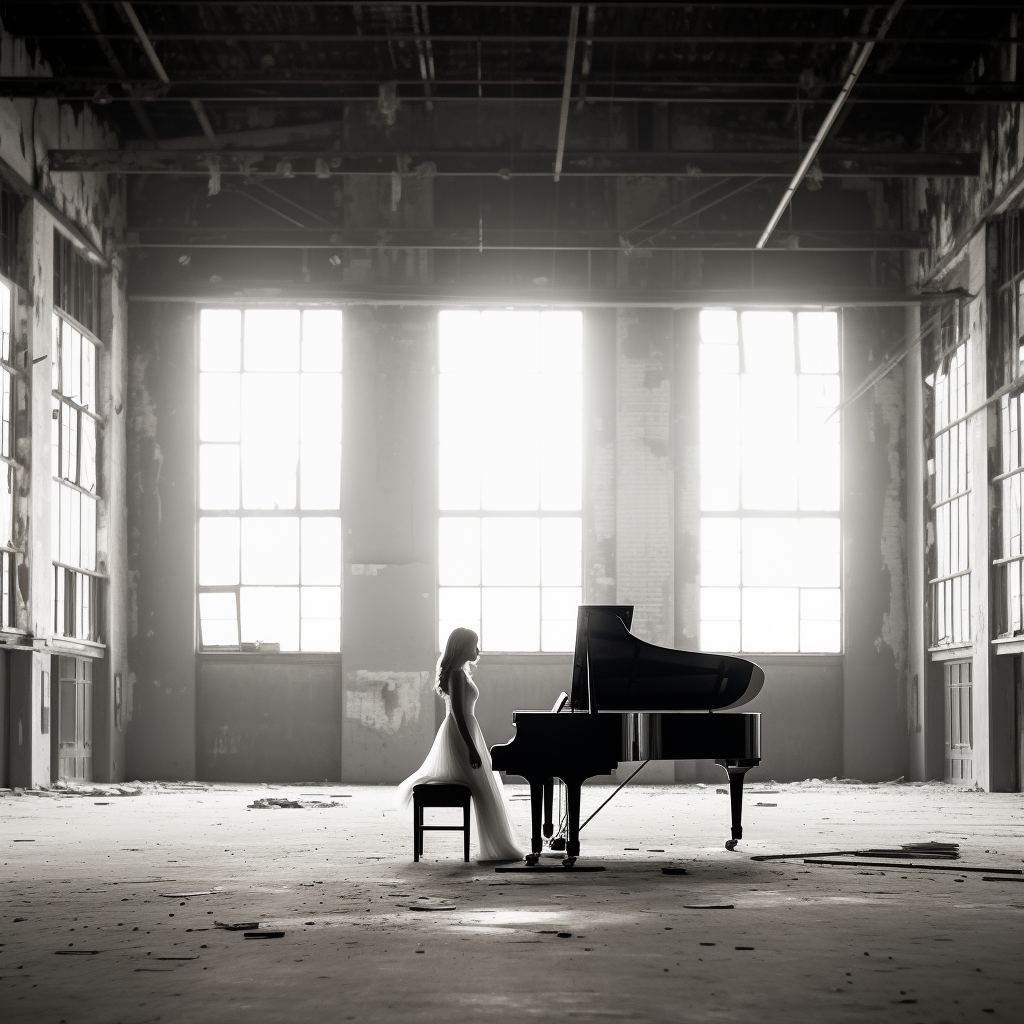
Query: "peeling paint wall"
843 308 910 782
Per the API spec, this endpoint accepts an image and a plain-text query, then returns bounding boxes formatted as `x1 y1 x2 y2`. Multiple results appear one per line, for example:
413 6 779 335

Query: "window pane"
69 327 82 403
301 587 341 652
482 517 539 585
301 517 342 585
241 516 299 585
540 311 582 373
700 344 739 374
541 586 581 652
797 518 841 587
742 373 798 509
482 587 539 651
68 487 81 567
81 495 96 572
541 517 581 586
240 586 299 650
200 309 242 371
741 311 794 373
797 312 839 373
241 373 298 448
701 587 740 620
481 373 540 510
700 309 738 346
799 375 840 511
439 374 481 510
439 587 481 649
801 619 841 653
801 588 841 620
242 443 298 510
701 620 740 653
302 309 343 372
742 587 798 652
300 374 343 446
481 311 539 373
81 338 96 410
0 465 12 547
199 373 240 442
244 309 300 372
300 442 341 510
438 310 481 372
701 518 740 586
701 374 740 511
439 517 480 585
79 415 97 493
540 375 582 510
199 444 240 510
198 517 239 585
199 591 239 647
52 314 61 392
742 518 799 587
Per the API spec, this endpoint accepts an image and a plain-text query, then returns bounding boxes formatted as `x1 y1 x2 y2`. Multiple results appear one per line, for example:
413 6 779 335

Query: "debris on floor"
402 897 455 911
215 920 260 931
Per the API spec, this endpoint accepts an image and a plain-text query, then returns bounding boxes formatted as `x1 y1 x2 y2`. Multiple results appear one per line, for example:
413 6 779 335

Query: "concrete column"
340 306 438 784
614 307 675 784
904 303 931 781
7 200 54 788
674 309 700 649
614 307 675 647
93 255 129 782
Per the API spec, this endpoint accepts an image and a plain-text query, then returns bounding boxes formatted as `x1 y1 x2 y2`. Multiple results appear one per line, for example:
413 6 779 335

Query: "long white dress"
397 668 523 862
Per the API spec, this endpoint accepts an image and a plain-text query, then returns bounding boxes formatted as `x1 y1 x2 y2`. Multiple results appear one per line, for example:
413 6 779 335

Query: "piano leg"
542 778 554 839
716 759 755 851
526 780 545 866
563 781 582 867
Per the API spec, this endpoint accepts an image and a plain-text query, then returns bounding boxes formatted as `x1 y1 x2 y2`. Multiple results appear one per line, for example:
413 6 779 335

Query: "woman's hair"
435 626 479 697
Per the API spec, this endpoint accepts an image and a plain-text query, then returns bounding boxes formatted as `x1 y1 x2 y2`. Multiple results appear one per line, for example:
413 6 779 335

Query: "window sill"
992 636 1024 655
51 637 106 657
928 643 972 662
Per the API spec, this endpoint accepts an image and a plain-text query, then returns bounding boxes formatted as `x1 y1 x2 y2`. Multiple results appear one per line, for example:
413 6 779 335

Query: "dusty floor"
1 779 1022 1023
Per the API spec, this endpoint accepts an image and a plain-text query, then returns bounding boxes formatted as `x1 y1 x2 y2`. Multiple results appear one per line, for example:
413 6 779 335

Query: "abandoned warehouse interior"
0 3 1023 1021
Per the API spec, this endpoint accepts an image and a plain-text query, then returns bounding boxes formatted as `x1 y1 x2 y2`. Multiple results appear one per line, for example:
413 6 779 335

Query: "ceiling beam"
50 149 981 178
122 226 928 251
8 81 1020 105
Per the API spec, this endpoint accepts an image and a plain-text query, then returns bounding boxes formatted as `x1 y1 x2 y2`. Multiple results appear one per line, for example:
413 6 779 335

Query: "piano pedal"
548 837 566 851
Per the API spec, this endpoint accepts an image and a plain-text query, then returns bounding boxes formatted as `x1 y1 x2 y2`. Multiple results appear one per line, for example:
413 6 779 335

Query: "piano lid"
571 607 764 713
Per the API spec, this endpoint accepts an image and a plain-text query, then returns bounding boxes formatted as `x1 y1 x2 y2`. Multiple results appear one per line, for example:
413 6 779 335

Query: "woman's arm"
448 670 482 769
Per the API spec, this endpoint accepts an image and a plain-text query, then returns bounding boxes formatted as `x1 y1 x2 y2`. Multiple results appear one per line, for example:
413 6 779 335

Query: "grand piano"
490 606 765 867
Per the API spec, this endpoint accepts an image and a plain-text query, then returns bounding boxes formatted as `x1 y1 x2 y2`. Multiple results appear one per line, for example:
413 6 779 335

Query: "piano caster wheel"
525 854 540 866
562 856 577 869
725 839 739 851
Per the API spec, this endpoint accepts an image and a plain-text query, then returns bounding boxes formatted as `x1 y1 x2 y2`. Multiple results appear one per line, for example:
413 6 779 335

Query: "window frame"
194 304 344 655
698 307 845 656
436 308 584 655
0 269 21 632
50 305 104 646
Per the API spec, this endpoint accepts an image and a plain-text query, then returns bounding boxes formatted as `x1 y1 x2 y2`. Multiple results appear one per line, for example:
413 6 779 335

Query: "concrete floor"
1 779 1022 1023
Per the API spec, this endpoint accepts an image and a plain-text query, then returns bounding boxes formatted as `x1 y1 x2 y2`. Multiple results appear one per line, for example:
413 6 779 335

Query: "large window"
437 310 582 652
930 320 970 647
0 276 17 628
51 311 100 642
196 308 342 652
699 309 841 653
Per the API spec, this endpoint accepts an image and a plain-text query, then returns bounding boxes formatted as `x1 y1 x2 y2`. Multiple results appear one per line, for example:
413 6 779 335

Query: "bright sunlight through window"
196 308 342 652
438 310 582 652
700 309 841 654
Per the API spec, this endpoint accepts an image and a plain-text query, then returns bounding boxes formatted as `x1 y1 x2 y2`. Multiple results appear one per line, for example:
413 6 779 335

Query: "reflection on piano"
490 606 765 867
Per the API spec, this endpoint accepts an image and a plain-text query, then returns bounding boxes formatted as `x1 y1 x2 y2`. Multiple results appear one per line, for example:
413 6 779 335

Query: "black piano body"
490 606 765 866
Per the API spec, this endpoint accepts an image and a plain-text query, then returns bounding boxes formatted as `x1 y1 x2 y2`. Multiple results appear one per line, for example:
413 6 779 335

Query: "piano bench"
412 784 472 862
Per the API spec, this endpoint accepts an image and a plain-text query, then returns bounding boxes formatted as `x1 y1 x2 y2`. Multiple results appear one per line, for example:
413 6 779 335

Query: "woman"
397 627 523 862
